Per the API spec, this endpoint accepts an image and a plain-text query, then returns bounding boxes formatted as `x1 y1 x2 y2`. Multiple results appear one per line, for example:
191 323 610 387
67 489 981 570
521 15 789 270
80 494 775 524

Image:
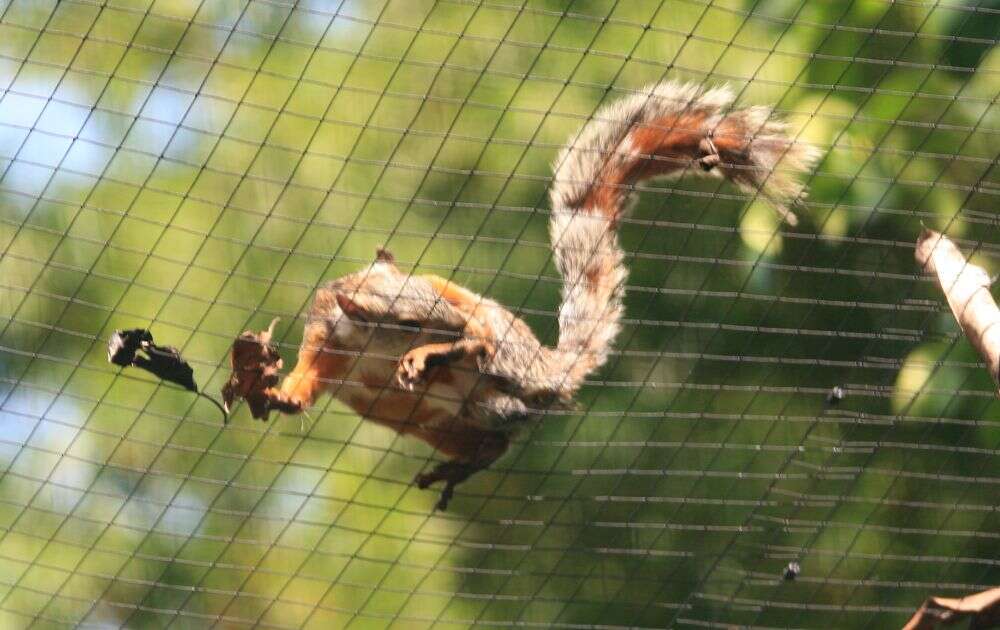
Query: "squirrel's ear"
335 293 367 321
375 247 395 265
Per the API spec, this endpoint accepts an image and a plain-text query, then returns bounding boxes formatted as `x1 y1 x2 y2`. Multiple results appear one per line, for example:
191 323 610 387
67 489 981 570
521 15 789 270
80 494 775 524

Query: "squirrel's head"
319 248 466 354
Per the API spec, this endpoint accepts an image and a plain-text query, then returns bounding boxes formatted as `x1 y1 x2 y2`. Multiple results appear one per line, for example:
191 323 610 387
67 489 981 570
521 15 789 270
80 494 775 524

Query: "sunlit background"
0 0 998 627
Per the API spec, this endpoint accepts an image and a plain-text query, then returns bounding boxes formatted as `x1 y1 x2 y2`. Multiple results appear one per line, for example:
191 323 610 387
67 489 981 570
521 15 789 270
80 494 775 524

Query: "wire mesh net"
0 0 998 627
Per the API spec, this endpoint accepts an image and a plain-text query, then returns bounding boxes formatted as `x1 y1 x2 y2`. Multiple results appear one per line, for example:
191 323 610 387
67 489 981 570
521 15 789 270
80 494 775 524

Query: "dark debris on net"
107 328 227 422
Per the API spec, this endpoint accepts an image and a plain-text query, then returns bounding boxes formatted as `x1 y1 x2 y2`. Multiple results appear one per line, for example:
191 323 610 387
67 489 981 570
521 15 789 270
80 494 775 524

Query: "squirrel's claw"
697 153 721 172
240 389 304 422
413 461 482 511
435 485 455 511
396 351 427 391
413 471 454 511
697 136 721 172
414 470 434 490
267 389 304 415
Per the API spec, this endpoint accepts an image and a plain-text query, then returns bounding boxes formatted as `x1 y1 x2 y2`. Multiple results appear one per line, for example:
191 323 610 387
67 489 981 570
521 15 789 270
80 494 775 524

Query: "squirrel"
222 82 818 510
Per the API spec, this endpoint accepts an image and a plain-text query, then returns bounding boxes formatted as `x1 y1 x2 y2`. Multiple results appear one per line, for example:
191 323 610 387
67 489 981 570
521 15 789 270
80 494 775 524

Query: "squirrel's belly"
337 359 492 433
342 386 448 435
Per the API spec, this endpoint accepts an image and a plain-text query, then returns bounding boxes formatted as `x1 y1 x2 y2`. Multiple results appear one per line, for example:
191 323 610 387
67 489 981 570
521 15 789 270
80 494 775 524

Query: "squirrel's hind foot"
414 460 483 511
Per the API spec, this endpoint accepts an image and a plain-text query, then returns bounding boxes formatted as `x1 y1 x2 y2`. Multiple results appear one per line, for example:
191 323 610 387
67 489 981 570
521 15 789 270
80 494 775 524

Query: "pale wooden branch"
915 228 1000 393
910 236 1000 628
902 586 1000 629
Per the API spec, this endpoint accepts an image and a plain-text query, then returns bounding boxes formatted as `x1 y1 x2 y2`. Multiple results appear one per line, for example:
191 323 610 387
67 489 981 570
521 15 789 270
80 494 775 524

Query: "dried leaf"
107 329 196 392
107 328 151 367
902 586 1000 630
221 318 287 421
107 329 227 421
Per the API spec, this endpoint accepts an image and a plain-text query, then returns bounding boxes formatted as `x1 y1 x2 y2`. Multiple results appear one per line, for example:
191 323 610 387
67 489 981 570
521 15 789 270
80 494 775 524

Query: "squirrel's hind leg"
415 461 483 511
414 425 509 511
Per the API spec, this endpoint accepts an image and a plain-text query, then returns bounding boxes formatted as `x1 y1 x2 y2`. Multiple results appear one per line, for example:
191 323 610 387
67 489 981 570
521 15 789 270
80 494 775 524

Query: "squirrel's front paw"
243 389 302 422
396 350 429 391
265 389 304 416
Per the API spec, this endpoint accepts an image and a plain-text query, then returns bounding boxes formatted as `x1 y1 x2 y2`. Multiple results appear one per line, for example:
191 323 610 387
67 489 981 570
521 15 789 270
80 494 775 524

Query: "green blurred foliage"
0 0 997 627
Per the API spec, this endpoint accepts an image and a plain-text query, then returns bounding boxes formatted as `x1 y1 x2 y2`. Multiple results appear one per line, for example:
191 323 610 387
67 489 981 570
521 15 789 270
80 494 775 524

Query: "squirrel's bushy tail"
549 81 818 392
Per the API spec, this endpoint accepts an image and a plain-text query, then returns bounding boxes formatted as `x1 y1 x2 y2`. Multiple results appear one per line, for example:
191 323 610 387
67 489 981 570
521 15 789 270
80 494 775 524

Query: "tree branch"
902 586 1000 629
915 228 1000 393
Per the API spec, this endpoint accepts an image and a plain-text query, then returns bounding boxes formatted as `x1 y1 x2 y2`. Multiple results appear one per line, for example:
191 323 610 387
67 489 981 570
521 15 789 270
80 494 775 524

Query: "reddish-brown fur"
276 323 348 408
584 113 708 214
285 289 508 467
347 372 508 463
423 275 496 355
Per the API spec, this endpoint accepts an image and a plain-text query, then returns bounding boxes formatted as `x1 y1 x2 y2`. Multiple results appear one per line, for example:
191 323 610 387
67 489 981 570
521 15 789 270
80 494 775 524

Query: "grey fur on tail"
548 81 819 393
